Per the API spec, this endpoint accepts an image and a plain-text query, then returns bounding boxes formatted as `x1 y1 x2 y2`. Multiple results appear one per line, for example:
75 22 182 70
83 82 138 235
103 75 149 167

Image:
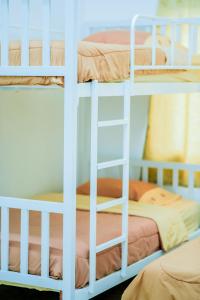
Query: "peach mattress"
1 40 200 86
7 207 159 288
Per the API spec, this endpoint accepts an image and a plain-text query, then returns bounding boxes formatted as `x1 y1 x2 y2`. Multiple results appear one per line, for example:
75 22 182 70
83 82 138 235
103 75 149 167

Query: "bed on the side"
122 237 200 300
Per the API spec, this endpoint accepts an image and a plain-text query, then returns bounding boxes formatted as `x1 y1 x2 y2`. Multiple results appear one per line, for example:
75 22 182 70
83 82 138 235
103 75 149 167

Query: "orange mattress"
7 207 159 288
0 40 189 86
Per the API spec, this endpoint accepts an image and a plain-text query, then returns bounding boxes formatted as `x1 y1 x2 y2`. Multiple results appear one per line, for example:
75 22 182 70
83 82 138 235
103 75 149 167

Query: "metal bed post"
62 0 79 299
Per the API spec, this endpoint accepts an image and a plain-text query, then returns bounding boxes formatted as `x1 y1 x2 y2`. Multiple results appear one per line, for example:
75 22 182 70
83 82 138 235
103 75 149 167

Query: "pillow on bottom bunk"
76 178 156 201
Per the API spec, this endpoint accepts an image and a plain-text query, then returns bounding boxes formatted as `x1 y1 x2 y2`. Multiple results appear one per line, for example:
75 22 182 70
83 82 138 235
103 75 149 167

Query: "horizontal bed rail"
0 196 64 213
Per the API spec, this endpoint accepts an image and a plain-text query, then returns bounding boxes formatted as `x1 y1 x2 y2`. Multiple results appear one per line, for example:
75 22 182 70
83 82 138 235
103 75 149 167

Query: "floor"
0 280 132 300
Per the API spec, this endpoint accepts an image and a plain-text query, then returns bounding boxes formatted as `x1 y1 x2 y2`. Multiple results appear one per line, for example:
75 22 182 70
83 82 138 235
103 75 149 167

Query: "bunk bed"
0 1 200 300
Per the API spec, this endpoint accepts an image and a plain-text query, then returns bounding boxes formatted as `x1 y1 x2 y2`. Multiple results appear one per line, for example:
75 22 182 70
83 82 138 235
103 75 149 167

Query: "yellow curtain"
144 0 200 186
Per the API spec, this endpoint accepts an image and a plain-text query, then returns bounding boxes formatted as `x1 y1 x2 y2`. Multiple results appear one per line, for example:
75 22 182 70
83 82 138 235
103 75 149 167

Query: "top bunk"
0 0 200 95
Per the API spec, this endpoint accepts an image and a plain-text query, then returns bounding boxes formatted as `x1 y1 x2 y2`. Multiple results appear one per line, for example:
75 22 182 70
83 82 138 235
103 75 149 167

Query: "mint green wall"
0 90 149 198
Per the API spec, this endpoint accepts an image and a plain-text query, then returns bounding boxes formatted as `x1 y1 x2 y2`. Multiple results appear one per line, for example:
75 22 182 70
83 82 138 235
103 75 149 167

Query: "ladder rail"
121 81 131 277
89 80 131 292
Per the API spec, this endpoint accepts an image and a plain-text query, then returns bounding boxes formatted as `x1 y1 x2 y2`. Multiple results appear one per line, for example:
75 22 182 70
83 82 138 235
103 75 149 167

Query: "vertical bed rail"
62 0 78 300
21 0 30 66
41 211 50 277
42 0 51 66
1 207 9 271
1 0 9 66
20 209 29 274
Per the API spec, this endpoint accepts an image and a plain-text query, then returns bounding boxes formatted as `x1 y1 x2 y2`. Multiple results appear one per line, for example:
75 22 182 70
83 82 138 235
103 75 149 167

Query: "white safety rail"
89 80 131 294
0 196 64 290
0 0 65 76
130 16 200 83
134 159 200 202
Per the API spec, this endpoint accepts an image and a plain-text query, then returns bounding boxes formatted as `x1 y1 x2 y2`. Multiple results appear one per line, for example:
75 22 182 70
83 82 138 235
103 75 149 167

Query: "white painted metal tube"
98 119 128 128
89 80 98 294
121 81 130 278
0 271 63 290
142 167 148 182
188 25 195 65
130 15 139 83
175 24 181 43
96 236 126 253
152 24 156 66
134 159 200 172
96 197 125 212
1 207 9 271
62 0 78 299
172 169 179 192
0 66 65 76
98 159 127 170
20 209 29 274
21 0 30 66
0 196 64 213
41 211 50 277
160 25 166 36
1 0 9 66
170 24 176 65
188 171 195 196
157 168 163 186
42 0 51 66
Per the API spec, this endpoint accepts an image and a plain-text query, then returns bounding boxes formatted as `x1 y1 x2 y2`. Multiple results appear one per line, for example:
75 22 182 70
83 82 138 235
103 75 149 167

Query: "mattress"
1 40 199 86
122 237 200 300
135 69 200 83
7 205 159 288
4 187 200 289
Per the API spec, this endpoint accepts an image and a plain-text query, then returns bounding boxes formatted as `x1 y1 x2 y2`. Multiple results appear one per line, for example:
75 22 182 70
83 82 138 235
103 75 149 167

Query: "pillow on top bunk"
84 30 150 45
77 178 156 201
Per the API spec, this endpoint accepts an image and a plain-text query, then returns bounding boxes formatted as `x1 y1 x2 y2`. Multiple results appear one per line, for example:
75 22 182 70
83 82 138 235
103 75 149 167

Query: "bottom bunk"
2 178 200 291
7 204 159 288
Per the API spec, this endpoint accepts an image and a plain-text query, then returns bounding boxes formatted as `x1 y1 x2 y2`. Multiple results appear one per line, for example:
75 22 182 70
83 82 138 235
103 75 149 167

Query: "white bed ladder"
89 80 131 294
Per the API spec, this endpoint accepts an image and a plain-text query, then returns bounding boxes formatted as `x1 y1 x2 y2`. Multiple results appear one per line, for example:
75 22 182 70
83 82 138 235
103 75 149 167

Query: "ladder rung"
98 159 127 170
96 197 126 212
98 119 128 128
96 236 126 253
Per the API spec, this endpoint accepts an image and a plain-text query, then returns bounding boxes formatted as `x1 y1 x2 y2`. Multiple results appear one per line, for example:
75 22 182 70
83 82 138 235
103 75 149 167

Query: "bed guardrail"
133 159 200 202
130 16 200 82
0 0 65 76
0 196 64 289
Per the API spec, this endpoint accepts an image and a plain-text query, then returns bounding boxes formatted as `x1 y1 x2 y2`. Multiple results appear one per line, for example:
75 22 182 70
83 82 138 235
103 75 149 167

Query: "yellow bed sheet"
35 190 200 251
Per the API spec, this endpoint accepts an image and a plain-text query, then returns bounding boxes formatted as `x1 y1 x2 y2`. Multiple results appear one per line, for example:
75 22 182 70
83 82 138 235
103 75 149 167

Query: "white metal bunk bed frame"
0 1 200 299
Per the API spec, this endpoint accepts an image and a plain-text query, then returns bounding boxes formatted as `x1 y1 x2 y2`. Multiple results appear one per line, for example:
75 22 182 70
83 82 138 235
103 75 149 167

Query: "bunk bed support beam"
62 0 79 300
